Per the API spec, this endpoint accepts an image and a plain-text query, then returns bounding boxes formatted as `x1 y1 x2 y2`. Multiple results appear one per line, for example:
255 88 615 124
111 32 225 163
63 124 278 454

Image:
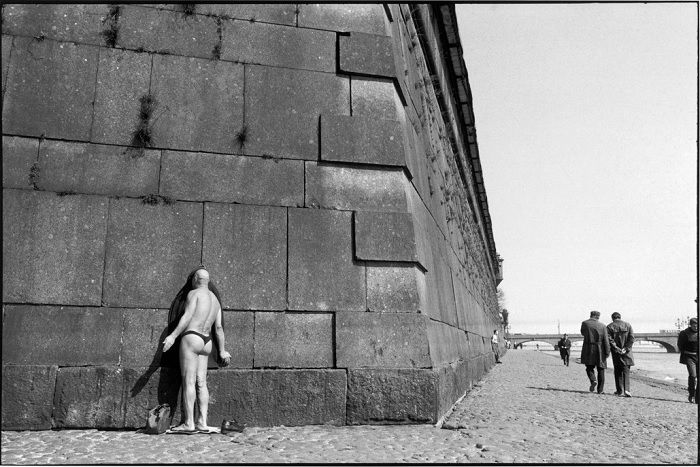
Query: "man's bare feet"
169 423 196 433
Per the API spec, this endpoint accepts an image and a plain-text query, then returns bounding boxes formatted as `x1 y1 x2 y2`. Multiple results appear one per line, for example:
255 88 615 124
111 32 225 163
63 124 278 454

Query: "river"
522 343 687 386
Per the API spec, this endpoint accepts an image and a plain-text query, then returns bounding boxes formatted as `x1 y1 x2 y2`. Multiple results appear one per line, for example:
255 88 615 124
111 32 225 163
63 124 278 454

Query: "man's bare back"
184 288 220 336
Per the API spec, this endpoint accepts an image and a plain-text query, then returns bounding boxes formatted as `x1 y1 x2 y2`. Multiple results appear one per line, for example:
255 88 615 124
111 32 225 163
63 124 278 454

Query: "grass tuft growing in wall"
28 162 40 190
235 124 248 152
101 5 121 48
129 94 157 157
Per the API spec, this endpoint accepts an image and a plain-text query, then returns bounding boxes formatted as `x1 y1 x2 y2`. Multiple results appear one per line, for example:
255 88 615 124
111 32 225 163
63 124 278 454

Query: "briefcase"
146 403 171 435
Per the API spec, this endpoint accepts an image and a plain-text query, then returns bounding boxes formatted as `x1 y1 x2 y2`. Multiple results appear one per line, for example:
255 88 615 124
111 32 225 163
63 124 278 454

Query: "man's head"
191 267 210 288
611 312 621 320
690 317 698 331
563 333 568 338
590 310 600 319
493 329 498 334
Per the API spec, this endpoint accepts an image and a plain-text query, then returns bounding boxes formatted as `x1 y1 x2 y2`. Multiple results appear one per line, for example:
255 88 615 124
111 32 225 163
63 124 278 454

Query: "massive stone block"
1 365 57 430
305 162 408 212
221 20 334 72
354 211 417 262
351 77 405 123
2 305 123 366
244 65 349 160
426 320 469 366
117 5 219 58
2 189 107 305
53 366 126 428
435 359 470 418
120 309 170 368
288 208 365 312
122 366 181 429
366 265 425 313
346 369 436 425
207 369 347 426
37 140 160 197
195 4 297 25
254 312 333 368
320 114 406 167
150 55 244 154
298 4 387 35
91 48 152 146
222 311 255 368
102 198 202 309
1 4 108 46
336 313 432 368
339 32 396 78
2 136 38 189
2 38 98 140
160 150 303 206
203 203 287 310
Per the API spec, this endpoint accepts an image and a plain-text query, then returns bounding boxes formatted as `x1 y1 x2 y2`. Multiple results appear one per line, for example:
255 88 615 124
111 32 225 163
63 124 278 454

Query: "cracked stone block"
288 208 365 312
305 162 408 212
102 197 202 309
1 365 57 430
203 203 287 311
150 54 244 154
320 114 406 167
37 140 160 197
351 76 405 122
2 37 98 140
346 369 437 424
207 369 347 427
336 313 432 368
2 136 38 189
2 189 107 305
160 150 303 206
91 47 152 146
339 32 396 78
367 265 425 313
298 4 387 35
1 4 109 46
354 211 417 262
2 305 123 366
254 312 333 368
221 20 334 72
117 5 219 58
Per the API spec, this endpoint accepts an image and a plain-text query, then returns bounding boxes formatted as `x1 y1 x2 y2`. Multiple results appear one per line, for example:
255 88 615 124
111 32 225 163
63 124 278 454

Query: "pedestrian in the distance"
580 310 610 394
606 312 635 397
677 317 699 404
557 333 572 366
492 329 502 363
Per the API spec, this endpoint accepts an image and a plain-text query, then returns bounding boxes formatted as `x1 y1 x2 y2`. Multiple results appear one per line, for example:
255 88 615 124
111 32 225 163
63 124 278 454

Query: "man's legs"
612 356 623 394
621 364 630 395
195 351 212 430
585 365 597 392
596 365 605 393
686 355 698 403
175 336 200 431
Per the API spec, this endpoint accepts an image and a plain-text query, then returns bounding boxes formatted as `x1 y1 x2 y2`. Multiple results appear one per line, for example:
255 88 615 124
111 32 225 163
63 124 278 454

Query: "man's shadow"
526 386 690 403
130 327 183 426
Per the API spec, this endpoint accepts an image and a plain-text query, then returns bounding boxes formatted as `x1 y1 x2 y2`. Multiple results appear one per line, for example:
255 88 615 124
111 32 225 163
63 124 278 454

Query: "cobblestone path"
2 351 697 464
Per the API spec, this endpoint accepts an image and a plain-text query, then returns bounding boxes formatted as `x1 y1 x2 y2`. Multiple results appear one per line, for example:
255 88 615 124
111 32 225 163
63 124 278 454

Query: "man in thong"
163 267 231 433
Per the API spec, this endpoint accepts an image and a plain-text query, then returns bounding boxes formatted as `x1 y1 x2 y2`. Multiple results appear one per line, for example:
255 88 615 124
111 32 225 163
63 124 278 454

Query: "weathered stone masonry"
1 4 503 430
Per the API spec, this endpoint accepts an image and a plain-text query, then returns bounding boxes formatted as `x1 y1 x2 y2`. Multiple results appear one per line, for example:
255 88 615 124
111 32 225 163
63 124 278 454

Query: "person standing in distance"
580 310 610 394
677 317 698 403
606 312 635 397
492 329 502 363
557 333 572 366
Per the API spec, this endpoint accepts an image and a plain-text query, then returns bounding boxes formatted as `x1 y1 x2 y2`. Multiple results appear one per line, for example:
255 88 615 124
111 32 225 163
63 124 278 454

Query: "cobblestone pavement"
2 351 697 464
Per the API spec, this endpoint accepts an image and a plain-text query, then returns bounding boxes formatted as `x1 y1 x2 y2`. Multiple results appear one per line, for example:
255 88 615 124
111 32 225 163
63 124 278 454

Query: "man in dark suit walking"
557 333 572 366
580 310 610 394
607 312 635 397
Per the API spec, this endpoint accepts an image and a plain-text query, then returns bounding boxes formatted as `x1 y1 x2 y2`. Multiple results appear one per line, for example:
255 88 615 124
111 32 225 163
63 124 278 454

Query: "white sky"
456 3 698 334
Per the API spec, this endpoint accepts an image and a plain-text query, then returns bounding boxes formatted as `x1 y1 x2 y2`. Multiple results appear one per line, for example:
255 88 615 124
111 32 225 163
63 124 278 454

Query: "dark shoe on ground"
614 391 622 396
589 382 597 392
688 395 695 403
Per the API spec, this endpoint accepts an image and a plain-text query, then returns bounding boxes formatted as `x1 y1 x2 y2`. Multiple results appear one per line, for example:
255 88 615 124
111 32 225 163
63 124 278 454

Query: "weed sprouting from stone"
57 191 77 197
235 124 248 151
129 94 157 157
141 194 160 205
181 3 196 16
29 162 40 189
101 5 121 48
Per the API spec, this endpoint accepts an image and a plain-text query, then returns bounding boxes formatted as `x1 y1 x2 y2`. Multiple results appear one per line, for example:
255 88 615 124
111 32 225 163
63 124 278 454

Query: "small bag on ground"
146 403 171 434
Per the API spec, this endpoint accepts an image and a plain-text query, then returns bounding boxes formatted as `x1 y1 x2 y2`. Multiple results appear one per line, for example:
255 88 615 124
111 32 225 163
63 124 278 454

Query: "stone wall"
2 3 503 430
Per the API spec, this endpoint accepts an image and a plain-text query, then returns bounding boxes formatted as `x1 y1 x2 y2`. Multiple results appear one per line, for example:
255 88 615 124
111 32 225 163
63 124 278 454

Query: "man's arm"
677 330 687 353
214 308 231 365
606 325 622 353
163 291 197 352
624 324 635 352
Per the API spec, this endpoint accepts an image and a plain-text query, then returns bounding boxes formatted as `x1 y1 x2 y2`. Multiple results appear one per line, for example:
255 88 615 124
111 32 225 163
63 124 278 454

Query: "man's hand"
219 350 231 367
163 335 176 352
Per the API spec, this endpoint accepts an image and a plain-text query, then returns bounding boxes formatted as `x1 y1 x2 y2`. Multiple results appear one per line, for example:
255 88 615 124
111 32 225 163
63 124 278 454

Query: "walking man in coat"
677 317 698 403
580 310 610 394
557 333 572 366
607 312 635 397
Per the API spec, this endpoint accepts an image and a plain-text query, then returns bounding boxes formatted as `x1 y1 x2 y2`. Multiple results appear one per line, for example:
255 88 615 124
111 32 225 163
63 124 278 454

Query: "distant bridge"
509 332 680 353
